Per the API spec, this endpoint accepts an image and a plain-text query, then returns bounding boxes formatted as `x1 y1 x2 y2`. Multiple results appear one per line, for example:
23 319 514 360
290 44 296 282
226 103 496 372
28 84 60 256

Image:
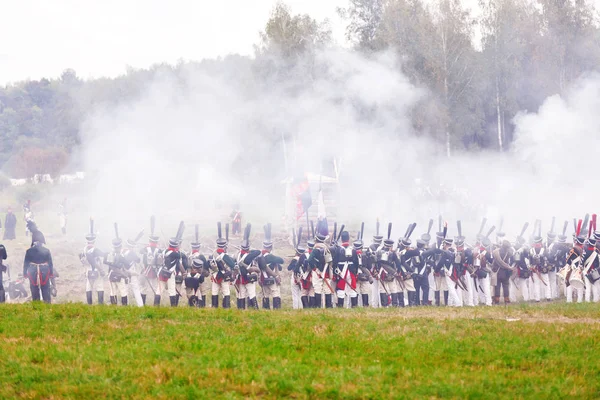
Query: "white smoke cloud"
74 49 600 245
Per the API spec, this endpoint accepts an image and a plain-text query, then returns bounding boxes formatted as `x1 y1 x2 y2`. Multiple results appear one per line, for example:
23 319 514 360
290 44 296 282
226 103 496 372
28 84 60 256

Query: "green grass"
0 303 599 399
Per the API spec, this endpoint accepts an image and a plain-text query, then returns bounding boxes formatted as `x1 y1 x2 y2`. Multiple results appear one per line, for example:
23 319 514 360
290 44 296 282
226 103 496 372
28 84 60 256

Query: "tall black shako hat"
315 232 327 243
307 220 317 249
383 222 393 248
476 217 488 242
86 217 96 242
263 223 273 250
216 222 227 249
421 219 434 243
399 222 417 247
294 225 306 254
127 229 145 248
241 223 252 251
454 219 465 247
169 220 185 248
353 222 365 250
191 224 201 249
515 222 530 246
148 215 160 243
373 219 383 243
480 225 496 248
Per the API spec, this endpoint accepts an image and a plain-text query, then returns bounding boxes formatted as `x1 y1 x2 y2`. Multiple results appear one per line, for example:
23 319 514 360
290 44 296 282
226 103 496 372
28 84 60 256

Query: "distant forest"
1 0 599 178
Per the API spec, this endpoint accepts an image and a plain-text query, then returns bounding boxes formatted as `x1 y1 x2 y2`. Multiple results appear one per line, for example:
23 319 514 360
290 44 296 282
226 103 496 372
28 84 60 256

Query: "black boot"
238 298 246 309
421 289 429 306
263 298 270 309
273 297 281 309
314 294 322 308
121 296 128 306
0 289 6 303
301 296 309 309
380 293 388 307
391 293 399 307
199 295 206 308
98 291 104 305
141 294 147 306
175 295 180 306
250 297 259 309
314 293 323 308
223 296 231 309
444 291 449 306
236 298 242 309
399 292 405 307
351 296 358 308
188 296 197 307
361 293 369 307
154 295 161 306
170 296 177 307
434 291 440 306
337 296 345 308
212 295 219 308
407 292 415 307
414 284 421 306
325 294 333 308
86 291 93 305
110 295 117 305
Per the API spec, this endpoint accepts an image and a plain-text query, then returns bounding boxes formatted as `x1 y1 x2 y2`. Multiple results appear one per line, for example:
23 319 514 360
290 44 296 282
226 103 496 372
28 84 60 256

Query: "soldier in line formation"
79 217 285 309
289 215 600 308
77 214 600 308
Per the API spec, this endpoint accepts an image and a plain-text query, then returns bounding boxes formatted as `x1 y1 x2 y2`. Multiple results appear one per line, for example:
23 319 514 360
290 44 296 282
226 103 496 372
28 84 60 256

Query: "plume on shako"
191 224 200 249
86 217 96 242
263 223 273 249
294 225 306 254
241 223 252 251
216 222 227 249
149 215 160 243
169 221 185 248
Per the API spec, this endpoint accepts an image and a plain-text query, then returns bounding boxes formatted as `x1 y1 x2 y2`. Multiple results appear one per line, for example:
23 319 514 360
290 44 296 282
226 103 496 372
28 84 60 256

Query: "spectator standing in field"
0 243 7 302
58 199 68 235
3 208 17 240
23 201 34 237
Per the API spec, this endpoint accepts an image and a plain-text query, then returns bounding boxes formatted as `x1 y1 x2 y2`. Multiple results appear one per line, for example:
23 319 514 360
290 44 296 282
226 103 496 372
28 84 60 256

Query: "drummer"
565 236 585 303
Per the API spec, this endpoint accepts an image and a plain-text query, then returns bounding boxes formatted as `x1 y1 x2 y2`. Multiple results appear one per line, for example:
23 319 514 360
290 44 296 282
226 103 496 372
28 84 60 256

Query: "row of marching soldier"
6 214 597 308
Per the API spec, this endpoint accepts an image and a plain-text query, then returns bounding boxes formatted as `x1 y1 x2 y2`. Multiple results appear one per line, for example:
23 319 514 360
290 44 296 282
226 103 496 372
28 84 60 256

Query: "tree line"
1 0 599 177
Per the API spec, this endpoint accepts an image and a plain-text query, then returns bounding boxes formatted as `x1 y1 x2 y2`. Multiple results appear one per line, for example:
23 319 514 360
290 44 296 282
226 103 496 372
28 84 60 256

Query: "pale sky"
0 0 349 85
5 0 589 85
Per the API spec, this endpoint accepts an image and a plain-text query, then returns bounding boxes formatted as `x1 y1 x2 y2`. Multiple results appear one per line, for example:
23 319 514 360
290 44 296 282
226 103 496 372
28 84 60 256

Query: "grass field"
0 303 599 399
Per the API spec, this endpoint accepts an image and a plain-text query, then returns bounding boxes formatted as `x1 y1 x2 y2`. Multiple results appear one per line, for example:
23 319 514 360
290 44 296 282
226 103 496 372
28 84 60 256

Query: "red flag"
292 178 311 220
